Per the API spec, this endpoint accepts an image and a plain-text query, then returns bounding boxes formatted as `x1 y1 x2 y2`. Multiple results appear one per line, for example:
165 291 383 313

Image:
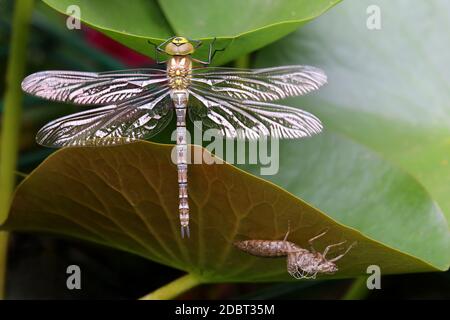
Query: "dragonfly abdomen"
234 239 304 257
171 90 190 238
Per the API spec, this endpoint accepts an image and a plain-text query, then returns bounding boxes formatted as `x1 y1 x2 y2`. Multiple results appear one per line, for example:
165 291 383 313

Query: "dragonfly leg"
322 241 347 259
282 220 291 241
190 38 203 49
156 36 177 52
308 227 330 253
328 241 357 262
148 37 179 64
147 40 167 64
192 37 227 65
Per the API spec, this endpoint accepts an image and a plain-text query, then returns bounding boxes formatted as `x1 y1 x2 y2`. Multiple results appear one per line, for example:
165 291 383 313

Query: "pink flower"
83 26 154 67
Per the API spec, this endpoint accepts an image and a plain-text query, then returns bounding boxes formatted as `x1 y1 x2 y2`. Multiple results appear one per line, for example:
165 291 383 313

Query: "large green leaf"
1 143 443 283
42 0 341 65
246 0 450 268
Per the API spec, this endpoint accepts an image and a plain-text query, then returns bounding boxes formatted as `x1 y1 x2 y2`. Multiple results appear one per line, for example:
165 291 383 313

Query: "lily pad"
42 0 341 65
2 142 445 282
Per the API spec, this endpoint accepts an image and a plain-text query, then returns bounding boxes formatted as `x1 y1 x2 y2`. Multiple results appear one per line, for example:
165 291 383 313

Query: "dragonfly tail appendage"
173 90 190 238
181 225 190 239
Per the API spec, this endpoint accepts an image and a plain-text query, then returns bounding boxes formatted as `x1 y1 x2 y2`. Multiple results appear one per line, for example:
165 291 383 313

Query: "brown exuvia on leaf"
234 225 356 279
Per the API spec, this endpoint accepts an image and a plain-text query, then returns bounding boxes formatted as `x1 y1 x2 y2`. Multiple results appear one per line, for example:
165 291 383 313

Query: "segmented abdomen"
233 240 305 257
171 89 190 238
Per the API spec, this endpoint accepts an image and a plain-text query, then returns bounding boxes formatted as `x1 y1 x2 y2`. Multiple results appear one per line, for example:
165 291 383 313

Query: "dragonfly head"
165 37 195 56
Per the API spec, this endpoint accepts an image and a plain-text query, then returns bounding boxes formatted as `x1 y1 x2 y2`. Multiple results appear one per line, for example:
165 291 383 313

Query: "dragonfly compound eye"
165 42 195 56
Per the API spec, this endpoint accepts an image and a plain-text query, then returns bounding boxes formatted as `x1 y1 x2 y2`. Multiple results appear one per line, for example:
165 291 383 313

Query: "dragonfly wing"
22 68 168 105
188 88 322 140
190 65 326 102
37 87 172 147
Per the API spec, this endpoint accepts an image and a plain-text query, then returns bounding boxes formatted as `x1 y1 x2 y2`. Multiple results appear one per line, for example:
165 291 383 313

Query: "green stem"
0 0 34 224
341 276 370 300
0 0 34 301
234 54 250 69
140 273 201 300
0 232 8 299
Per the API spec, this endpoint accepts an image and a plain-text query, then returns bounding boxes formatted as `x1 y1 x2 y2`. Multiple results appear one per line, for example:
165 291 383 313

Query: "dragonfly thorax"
167 56 192 90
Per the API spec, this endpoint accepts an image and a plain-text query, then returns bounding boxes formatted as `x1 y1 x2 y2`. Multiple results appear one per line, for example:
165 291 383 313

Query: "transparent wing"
188 88 322 140
37 87 172 147
22 68 168 105
190 65 326 102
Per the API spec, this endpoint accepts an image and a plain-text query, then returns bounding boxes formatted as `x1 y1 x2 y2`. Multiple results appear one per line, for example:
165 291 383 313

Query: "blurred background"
0 0 449 299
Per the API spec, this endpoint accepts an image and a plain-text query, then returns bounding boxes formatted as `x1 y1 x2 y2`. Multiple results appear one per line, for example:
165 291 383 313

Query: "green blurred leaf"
2 143 443 283
42 0 341 65
247 0 450 269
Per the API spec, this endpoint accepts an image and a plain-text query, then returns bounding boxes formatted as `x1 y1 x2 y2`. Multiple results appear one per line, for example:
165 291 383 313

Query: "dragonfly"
21 36 327 238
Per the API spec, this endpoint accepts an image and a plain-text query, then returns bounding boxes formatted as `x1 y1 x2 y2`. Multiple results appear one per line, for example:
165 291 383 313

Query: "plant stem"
0 232 9 300
0 0 34 224
140 273 201 300
234 54 250 69
0 0 34 301
341 276 370 300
